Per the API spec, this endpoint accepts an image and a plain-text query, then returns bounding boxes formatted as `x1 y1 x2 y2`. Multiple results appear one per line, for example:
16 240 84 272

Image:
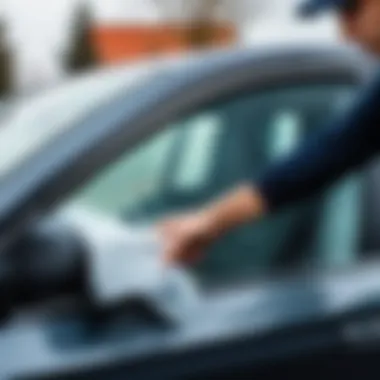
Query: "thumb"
162 238 180 266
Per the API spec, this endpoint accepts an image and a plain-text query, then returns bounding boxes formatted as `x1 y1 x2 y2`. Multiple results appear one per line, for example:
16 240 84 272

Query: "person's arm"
200 74 380 235
161 74 380 264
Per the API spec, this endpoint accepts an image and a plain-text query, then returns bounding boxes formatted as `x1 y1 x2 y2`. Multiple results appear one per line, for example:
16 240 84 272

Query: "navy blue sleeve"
256 73 380 211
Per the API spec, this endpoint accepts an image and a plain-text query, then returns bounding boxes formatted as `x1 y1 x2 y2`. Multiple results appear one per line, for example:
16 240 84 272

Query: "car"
0 43 380 379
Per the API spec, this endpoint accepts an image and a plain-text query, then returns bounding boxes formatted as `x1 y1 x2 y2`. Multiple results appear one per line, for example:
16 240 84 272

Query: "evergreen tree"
0 20 13 97
66 4 98 73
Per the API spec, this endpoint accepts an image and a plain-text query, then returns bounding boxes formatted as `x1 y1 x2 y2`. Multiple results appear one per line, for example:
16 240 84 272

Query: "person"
160 0 380 265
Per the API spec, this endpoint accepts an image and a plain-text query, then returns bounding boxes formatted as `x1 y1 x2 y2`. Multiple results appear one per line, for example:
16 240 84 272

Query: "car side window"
171 114 223 192
70 83 361 286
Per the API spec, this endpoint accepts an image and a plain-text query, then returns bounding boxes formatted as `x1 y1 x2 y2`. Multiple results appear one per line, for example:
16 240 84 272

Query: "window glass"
70 84 360 285
269 110 302 160
172 114 223 191
73 126 179 215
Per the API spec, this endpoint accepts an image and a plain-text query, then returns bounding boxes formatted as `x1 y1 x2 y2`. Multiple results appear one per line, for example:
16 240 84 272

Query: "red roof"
92 23 236 64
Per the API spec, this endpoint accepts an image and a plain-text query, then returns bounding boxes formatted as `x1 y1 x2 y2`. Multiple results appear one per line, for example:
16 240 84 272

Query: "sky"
1 0 161 59
1 0 79 89
0 0 162 89
243 0 339 43
0 0 338 90
3 0 77 56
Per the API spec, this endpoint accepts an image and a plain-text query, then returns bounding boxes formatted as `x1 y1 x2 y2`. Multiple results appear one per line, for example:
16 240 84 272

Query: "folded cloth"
60 205 200 323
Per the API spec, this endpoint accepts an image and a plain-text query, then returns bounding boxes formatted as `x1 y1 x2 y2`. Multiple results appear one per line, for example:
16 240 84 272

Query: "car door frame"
0 45 369 248
3 46 380 380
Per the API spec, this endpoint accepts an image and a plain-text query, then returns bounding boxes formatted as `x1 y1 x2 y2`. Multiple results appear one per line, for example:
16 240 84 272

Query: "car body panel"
4 259 380 379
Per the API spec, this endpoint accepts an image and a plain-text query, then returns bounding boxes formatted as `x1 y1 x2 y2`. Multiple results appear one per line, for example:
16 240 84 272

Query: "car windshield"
0 64 156 181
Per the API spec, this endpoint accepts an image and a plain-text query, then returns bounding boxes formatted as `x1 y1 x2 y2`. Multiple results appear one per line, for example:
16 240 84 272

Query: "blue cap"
298 0 350 18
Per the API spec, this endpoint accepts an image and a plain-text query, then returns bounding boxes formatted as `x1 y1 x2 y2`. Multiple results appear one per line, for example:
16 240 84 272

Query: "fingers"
161 231 188 266
162 236 203 266
158 214 205 266
164 246 200 266
162 237 178 265
159 223 180 265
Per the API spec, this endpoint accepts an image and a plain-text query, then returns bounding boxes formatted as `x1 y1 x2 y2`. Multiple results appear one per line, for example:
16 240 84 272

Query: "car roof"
26 42 371 103
84 42 370 81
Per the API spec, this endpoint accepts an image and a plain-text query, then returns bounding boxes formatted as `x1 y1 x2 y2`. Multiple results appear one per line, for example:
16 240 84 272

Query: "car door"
70 76 362 287
0 46 377 379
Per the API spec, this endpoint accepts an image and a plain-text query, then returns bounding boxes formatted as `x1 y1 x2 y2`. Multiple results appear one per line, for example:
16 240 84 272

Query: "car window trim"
0 49 366 246
18 257 380 380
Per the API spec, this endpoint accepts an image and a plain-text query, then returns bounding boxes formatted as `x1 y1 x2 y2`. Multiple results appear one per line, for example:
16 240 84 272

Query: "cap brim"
297 5 323 18
297 1 333 18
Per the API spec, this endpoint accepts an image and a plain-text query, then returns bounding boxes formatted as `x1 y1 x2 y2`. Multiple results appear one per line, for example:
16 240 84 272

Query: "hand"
158 185 266 265
159 210 217 266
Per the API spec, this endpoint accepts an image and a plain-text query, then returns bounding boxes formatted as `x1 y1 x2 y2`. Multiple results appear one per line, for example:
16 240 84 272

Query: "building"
92 23 236 65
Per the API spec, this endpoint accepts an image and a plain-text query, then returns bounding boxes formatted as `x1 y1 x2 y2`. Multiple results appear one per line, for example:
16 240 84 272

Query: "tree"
66 4 98 73
0 19 13 97
153 0 264 48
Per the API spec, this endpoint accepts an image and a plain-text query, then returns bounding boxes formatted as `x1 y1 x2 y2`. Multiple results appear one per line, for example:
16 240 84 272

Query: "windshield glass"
0 64 155 180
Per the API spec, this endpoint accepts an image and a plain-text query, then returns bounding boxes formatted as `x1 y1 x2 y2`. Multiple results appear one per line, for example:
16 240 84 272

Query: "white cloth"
60 205 200 323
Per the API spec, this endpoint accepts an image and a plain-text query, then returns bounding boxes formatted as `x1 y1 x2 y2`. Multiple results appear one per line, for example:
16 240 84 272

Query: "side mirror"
5 216 86 304
0 215 86 324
